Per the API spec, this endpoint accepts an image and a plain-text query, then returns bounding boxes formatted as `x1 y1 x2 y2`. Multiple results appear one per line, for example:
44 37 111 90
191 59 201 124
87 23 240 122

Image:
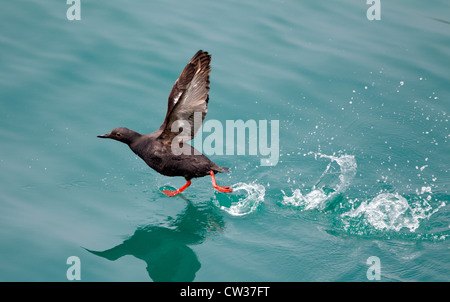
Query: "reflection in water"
86 198 224 281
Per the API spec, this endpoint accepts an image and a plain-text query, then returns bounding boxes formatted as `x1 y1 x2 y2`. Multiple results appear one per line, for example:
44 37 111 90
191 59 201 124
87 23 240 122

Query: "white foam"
282 188 328 210
281 153 357 210
213 182 265 216
342 192 445 232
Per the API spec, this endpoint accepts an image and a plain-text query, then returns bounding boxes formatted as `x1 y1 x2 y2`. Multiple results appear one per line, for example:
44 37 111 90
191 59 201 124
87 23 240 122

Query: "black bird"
98 50 232 196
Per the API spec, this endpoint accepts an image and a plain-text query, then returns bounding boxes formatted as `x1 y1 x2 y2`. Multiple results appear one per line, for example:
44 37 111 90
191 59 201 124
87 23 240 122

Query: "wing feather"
158 50 211 146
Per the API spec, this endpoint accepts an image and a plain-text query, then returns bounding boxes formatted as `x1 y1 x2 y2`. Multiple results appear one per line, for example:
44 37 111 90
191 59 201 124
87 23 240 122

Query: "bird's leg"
162 180 191 197
210 171 233 193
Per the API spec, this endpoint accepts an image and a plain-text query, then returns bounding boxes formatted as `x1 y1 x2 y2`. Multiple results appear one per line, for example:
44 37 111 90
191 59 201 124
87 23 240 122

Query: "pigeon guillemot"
98 50 232 196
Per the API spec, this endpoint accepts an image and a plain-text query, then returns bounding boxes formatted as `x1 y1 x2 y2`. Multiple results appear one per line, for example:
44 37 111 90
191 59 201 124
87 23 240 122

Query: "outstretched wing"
158 50 211 146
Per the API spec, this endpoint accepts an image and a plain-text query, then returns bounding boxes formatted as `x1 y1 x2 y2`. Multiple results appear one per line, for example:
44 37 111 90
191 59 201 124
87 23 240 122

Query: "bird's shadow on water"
84 195 225 282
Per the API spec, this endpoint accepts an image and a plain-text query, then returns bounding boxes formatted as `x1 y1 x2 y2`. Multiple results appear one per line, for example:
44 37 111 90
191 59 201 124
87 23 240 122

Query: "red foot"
162 190 179 197
210 171 233 193
162 180 191 197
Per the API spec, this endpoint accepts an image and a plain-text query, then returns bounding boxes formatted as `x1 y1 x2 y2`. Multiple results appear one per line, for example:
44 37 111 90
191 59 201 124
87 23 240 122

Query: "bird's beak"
97 133 111 139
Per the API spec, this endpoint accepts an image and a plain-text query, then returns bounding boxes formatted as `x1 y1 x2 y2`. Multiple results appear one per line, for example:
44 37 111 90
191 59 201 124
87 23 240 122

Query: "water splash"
281 153 357 211
341 192 446 233
212 182 265 216
278 152 446 238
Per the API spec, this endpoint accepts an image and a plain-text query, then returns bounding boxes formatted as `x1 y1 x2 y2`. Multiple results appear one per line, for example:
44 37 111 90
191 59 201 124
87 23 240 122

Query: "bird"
97 50 232 197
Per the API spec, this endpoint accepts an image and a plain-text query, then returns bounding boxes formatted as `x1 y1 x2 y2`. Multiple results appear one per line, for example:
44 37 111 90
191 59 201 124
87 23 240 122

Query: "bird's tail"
211 164 230 174
213 166 230 173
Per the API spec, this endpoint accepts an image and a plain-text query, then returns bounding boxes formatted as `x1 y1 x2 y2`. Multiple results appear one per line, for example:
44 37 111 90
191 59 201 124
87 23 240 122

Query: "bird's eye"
116 133 121 137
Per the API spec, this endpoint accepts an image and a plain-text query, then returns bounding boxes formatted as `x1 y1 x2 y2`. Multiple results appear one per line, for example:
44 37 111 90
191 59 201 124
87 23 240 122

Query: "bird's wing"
158 50 211 145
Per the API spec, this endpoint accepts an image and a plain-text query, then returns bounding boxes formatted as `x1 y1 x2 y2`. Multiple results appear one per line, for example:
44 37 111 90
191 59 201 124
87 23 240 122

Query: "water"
1 0 449 281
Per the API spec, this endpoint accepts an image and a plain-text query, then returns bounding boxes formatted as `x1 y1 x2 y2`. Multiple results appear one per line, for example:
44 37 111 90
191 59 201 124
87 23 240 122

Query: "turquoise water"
1 0 449 281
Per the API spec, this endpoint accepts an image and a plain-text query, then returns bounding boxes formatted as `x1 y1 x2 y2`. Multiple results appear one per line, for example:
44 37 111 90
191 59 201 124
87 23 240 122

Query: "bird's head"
97 127 140 145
